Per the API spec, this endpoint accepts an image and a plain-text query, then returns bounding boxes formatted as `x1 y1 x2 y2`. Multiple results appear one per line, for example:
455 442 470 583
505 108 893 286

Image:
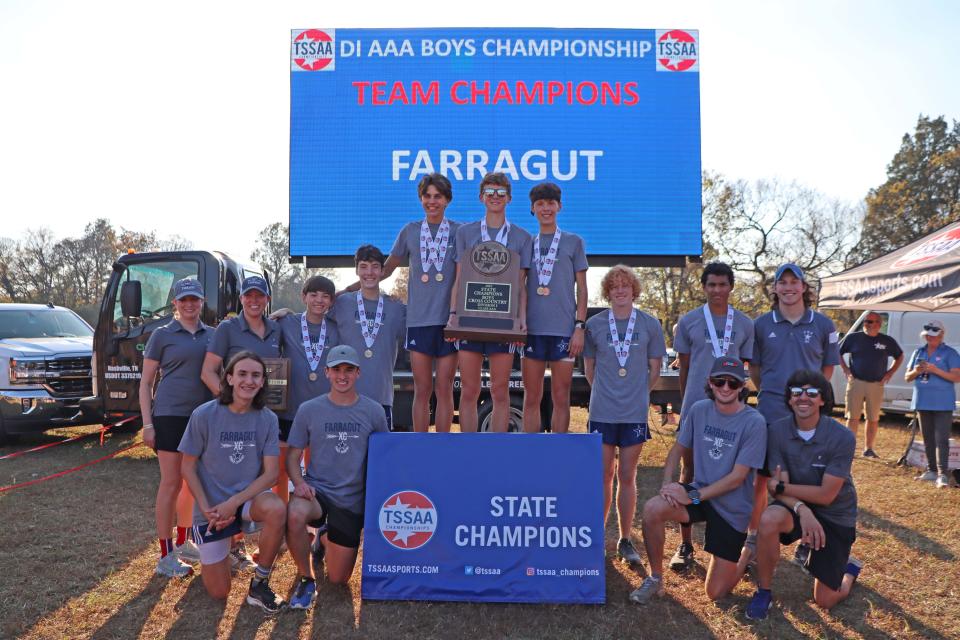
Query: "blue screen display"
290 28 702 262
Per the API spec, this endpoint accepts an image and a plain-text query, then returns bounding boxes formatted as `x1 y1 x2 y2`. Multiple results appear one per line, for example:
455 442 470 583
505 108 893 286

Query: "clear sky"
1 0 958 269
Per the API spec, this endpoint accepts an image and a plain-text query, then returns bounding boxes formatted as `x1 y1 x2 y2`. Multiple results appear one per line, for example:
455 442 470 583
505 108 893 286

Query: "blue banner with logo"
361 433 605 603
289 28 701 261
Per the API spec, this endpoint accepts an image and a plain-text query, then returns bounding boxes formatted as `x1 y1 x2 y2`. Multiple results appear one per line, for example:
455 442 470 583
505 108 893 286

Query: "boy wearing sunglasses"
745 369 860 620
449 172 532 432
630 356 766 604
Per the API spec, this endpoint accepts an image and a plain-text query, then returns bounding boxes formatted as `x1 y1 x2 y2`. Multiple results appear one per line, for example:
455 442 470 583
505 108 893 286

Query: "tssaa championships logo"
291 29 336 72
891 227 960 269
379 490 438 550
655 29 699 72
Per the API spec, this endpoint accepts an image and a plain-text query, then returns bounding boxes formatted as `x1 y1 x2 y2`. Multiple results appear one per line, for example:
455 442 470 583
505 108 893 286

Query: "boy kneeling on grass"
179 351 287 615
745 369 862 621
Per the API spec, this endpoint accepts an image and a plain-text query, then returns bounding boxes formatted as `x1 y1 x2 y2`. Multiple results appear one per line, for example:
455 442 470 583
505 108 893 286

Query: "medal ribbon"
703 304 735 358
480 219 510 244
300 314 327 372
534 229 562 287
608 308 637 370
356 291 384 350
419 218 450 274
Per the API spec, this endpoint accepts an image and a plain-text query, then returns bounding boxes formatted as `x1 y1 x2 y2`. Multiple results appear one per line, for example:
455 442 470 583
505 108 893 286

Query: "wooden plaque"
444 240 526 342
262 357 290 412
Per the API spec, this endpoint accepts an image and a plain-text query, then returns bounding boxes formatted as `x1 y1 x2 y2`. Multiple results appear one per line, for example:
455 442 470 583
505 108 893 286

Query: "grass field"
1 408 958 640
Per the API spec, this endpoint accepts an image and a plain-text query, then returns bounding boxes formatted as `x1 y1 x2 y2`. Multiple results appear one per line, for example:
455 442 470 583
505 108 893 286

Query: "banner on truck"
290 28 702 263
362 433 605 603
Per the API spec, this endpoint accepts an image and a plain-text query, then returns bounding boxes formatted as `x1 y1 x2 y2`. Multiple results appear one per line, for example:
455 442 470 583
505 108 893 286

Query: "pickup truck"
81 250 680 431
0 303 94 444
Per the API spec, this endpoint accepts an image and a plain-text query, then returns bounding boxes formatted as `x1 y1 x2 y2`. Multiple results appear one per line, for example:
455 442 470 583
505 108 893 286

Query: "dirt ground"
1 408 957 640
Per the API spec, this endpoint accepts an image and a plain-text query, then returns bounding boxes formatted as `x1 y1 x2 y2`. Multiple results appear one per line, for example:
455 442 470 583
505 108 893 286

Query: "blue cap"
775 263 805 282
326 344 361 368
173 278 204 300
241 275 270 296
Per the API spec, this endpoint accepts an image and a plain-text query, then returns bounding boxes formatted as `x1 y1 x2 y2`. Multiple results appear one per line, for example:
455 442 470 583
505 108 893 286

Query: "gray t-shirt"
766 414 858 528
178 400 280 525
207 314 282 361
526 231 589 337
453 220 533 270
144 319 213 416
287 394 390 513
678 399 767 532
753 309 840 424
674 306 755 418
390 219 462 327
583 309 667 423
332 293 406 406
277 313 340 421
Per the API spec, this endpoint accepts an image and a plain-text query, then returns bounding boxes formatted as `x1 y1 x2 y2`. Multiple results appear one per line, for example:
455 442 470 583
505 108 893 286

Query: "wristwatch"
574 320 586 330
775 480 785 495
687 488 701 505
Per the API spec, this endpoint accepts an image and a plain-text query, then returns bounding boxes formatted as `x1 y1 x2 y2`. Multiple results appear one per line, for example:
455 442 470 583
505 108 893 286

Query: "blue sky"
1 0 957 268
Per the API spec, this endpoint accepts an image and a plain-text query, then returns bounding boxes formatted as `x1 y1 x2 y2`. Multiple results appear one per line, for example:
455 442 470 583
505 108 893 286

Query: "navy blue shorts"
458 340 516 356
588 421 650 448
522 334 573 362
308 491 364 549
772 500 856 591
406 325 458 358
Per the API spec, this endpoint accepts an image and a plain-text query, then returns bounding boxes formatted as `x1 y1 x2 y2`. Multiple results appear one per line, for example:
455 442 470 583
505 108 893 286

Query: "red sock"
159 538 174 558
176 526 188 546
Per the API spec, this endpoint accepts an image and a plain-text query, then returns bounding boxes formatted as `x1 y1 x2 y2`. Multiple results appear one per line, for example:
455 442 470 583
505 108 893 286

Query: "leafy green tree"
250 222 335 311
857 115 960 263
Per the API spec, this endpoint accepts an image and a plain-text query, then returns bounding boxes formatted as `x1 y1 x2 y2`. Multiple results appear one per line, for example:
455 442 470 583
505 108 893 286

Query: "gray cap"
241 275 270 296
709 356 747 382
326 344 361 368
173 278 204 300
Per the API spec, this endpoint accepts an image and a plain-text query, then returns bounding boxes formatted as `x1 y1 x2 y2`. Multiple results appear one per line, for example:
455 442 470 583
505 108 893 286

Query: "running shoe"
862 449 879 458
616 538 642 565
246 578 285 615
792 543 811 574
628 576 664 604
156 552 194 578
231 542 256 573
176 539 201 564
289 577 317 610
916 470 937 482
745 589 773 621
669 542 695 571
936 474 951 489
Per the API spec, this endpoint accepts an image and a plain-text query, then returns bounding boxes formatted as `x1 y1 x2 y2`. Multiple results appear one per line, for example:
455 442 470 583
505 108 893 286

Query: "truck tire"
478 395 523 433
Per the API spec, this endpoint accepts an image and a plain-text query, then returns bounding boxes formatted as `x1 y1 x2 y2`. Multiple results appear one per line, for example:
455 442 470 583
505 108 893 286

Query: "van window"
901 313 960 344
112 260 200 333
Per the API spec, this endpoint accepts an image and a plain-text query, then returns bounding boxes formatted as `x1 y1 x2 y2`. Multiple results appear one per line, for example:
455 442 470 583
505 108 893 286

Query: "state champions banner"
289 28 702 261
361 433 605 604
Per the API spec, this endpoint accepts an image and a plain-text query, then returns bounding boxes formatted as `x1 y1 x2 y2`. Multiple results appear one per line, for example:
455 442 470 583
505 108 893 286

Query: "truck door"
99 257 203 416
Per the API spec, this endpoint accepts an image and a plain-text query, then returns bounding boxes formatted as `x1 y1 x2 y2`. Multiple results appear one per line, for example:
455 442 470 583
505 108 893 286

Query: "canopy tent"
819 221 960 311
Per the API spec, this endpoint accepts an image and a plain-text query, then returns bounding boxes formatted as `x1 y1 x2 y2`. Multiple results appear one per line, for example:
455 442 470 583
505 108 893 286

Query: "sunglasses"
923 325 942 333
709 377 743 390
863 320 879 325
483 187 509 197
789 387 821 398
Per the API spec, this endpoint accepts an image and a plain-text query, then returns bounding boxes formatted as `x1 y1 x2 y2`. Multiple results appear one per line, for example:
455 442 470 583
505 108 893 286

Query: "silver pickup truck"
0 303 93 444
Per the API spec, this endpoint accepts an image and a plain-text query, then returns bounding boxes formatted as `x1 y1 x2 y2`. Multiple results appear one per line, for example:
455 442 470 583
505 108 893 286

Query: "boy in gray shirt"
630 357 766 605
332 245 406 431
284 345 390 609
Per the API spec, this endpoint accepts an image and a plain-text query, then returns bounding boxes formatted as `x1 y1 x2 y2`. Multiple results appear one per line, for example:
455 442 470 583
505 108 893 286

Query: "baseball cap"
709 356 747 382
173 278 204 300
241 275 270 296
326 344 361 368
775 263 805 282
921 319 945 337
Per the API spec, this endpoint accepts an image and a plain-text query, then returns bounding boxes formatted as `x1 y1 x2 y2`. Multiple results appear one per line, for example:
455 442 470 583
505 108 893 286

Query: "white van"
831 310 960 416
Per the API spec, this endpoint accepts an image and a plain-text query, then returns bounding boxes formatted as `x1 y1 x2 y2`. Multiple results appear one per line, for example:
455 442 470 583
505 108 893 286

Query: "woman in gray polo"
139 278 212 577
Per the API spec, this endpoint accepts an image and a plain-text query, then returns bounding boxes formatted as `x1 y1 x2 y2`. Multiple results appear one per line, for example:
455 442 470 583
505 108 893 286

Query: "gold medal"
618 367 627 377
420 273 429 283
541 286 550 296
537 286 545 295
364 349 373 358
435 273 444 282
309 372 318 381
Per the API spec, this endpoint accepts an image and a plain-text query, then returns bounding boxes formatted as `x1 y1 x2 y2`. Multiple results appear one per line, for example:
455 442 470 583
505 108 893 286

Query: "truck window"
0 309 93 339
112 260 200 332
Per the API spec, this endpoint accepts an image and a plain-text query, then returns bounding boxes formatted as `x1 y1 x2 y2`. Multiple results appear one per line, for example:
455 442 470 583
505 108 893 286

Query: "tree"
250 223 335 311
857 115 960 263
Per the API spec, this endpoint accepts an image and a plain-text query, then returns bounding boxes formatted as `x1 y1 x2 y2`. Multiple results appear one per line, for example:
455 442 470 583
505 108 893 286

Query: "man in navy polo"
839 312 903 458
747 263 840 562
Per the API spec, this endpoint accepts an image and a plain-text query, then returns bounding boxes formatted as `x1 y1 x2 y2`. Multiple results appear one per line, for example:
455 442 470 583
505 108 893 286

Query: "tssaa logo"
378 490 438 551
655 29 699 72
291 29 335 72
891 227 960 269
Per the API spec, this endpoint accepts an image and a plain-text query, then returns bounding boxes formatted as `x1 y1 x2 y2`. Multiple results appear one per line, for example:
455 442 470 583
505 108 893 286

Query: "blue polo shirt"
909 344 960 411
752 309 840 424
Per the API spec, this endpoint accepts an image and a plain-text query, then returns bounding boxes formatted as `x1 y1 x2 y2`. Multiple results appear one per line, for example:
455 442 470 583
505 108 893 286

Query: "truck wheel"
478 396 523 433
